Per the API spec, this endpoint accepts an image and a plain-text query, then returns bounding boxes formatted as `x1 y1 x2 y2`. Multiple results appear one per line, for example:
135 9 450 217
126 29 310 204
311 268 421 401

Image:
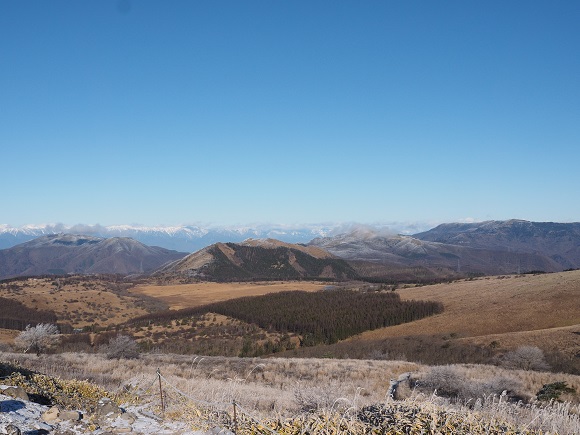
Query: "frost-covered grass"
2 351 579 434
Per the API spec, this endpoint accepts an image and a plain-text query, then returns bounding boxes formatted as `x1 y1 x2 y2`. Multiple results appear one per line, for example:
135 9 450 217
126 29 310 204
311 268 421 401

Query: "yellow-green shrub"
4 371 136 411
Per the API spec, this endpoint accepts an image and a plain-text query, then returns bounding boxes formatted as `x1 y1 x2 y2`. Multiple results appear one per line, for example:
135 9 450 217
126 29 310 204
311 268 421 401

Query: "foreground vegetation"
1 351 578 434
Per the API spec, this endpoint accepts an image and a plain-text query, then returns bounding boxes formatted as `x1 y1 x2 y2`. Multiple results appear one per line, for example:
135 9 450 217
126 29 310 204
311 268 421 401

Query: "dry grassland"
459 325 580 360
130 313 236 339
4 351 580 419
130 281 328 310
130 312 298 352
0 328 18 344
131 313 288 342
0 277 150 331
358 270 580 341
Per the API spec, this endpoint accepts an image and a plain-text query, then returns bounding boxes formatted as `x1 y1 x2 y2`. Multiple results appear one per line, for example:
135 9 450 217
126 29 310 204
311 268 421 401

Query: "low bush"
100 335 140 359
417 365 524 401
0 362 135 411
500 346 550 371
536 381 576 402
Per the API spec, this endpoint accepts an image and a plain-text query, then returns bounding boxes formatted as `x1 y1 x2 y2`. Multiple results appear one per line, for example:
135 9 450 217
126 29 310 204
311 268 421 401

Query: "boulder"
386 372 413 400
33 421 53 432
120 412 136 424
0 386 29 402
42 405 61 423
97 397 122 419
59 409 82 421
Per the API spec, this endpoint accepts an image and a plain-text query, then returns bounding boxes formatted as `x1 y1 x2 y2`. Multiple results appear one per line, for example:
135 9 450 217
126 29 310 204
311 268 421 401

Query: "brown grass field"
459 325 580 359
360 270 580 340
2 272 580 433
0 328 18 344
0 277 151 332
129 281 328 310
287 270 580 367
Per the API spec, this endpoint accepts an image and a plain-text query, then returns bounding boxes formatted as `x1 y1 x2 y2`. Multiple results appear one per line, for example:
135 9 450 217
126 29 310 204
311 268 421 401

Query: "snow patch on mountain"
0 222 431 252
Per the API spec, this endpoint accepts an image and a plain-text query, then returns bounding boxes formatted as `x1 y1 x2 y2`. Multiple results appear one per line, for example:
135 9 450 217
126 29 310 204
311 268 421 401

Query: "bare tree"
500 346 550 371
100 335 140 359
14 323 60 356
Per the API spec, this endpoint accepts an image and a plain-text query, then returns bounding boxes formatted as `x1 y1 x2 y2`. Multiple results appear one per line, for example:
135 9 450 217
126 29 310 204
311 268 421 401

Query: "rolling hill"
0 234 187 279
287 269 580 372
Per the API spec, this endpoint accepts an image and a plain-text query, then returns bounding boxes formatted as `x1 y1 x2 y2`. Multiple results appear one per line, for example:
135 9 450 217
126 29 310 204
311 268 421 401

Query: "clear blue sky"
1 1 579 227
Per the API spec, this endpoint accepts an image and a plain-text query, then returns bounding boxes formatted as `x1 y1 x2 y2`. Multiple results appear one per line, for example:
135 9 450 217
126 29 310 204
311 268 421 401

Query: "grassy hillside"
287 270 580 372
1 270 579 432
2 270 577 375
363 270 580 338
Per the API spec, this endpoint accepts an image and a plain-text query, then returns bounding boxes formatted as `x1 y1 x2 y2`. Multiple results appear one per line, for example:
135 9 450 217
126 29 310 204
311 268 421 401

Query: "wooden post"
232 400 237 433
157 368 165 415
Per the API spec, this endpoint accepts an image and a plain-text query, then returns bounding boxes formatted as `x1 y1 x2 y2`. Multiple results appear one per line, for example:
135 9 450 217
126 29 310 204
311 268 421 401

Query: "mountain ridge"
414 220 580 269
0 224 342 252
0 234 187 279
2 219 579 279
310 220 578 275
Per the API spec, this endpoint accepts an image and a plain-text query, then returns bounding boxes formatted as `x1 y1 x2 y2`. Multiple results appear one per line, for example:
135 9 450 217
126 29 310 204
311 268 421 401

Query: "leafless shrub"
481 375 525 400
13 323 60 356
418 366 524 401
294 385 335 413
100 335 140 359
500 346 550 371
367 349 390 360
419 365 464 398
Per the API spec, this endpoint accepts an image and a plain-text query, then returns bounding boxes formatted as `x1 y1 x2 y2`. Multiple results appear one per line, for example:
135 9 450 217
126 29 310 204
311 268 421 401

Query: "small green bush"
536 381 576 402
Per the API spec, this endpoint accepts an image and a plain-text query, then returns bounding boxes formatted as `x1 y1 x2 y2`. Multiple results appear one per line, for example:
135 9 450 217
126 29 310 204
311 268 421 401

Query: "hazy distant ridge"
0 234 187 279
414 219 580 270
0 224 340 252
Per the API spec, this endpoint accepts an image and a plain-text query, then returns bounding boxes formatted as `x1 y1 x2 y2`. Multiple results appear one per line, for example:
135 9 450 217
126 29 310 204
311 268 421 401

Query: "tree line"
0 297 58 330
128 290 443 347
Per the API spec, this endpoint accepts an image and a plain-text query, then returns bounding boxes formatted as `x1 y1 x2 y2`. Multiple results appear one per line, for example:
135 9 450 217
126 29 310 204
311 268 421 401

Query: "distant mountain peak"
157 239 357 281
0 234 187 279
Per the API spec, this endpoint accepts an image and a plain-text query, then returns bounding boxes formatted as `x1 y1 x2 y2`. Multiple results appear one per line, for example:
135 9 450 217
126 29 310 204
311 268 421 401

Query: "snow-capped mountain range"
0 223 422 252
2 220 579 279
